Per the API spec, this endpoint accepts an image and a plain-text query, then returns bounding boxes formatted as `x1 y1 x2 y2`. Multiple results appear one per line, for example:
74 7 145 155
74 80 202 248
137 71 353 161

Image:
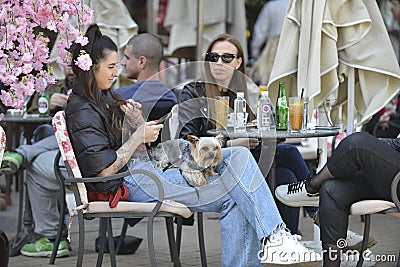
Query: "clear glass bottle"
257 91 275 132
275 82 288 130
234 92 247 133
38 90 50 117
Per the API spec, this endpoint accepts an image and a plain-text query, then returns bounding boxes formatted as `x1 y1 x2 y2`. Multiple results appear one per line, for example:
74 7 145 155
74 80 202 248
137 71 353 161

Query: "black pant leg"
327 132 400 200
318 172 376 245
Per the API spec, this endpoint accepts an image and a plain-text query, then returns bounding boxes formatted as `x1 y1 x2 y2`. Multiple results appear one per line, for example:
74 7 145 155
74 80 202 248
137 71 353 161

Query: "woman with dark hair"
66 24 322 266
178 33 318 235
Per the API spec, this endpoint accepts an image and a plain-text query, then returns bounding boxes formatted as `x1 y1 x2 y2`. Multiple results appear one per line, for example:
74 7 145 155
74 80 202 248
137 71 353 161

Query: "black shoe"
95 235 142 255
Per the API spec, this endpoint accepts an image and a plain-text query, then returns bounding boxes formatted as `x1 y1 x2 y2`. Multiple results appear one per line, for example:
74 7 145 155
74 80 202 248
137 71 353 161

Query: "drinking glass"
212 96 230 131
289 97 304 132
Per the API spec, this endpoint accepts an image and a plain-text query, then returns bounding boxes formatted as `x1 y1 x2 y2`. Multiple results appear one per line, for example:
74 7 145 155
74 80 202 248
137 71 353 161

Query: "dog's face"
187 134 223 168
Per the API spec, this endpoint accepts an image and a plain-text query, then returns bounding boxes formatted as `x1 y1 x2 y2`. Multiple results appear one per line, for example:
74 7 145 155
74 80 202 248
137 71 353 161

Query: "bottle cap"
258 85 268 95
237 92 244 98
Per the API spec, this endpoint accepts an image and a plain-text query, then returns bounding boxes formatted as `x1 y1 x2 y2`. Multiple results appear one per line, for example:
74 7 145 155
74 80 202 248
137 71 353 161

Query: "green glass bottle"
275 82 288 130
38 90 50 117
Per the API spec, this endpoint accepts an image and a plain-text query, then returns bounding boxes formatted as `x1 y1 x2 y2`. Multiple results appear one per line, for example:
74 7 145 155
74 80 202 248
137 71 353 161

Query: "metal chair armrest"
391 171 400 210
64 170 132 183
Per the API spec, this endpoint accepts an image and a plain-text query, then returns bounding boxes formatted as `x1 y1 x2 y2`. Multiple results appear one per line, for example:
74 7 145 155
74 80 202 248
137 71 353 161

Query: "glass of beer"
212 96 230 131
289 97 304 132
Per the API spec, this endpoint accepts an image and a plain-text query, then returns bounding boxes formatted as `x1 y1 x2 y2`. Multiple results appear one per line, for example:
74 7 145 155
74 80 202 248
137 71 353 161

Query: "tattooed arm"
97 121 163 176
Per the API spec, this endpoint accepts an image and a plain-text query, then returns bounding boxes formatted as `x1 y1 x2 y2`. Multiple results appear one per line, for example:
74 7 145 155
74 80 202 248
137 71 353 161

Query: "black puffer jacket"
65 84 123 194
179 82 213 139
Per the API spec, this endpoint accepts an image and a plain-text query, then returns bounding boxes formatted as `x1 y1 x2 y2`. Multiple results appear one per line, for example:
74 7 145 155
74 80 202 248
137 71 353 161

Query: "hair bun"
95 29 102 38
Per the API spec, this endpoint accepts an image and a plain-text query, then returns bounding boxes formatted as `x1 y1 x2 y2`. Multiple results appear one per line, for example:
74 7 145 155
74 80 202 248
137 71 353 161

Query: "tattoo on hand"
114 159 124 171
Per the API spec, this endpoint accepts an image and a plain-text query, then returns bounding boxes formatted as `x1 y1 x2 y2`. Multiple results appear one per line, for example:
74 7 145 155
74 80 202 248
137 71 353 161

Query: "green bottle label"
38 95 49 117
277 96 287 108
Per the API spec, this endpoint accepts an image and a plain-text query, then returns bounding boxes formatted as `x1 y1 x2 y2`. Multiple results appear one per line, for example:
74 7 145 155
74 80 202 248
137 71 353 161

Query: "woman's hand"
50 93 69 110
120 99 144 127
226 138 259 150
132 121 163 144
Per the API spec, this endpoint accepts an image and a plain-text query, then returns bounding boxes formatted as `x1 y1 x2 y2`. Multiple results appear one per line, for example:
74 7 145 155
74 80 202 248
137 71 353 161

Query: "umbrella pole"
147 0 156 34
196 0 203 62
347 67 355 134
196 0 204 78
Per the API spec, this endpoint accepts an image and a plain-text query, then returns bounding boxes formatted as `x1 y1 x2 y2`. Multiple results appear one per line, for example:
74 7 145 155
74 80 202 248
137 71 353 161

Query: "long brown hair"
203 34 255 120
69 24 125 131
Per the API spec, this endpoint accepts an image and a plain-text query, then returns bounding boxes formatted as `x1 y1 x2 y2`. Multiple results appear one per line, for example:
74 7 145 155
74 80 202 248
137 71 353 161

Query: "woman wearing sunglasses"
178 32 320 253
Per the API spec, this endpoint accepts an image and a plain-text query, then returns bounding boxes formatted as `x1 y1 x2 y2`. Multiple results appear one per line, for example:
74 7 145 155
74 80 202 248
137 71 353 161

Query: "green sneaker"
20 237 70 258
0 151 24 175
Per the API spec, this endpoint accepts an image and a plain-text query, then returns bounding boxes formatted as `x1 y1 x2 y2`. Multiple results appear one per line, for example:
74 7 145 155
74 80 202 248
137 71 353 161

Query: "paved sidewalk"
0 190 399 266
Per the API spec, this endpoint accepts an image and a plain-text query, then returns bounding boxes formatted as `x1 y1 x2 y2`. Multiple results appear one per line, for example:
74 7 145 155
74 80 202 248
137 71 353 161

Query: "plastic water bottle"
257 91 275 132
234 92 247 133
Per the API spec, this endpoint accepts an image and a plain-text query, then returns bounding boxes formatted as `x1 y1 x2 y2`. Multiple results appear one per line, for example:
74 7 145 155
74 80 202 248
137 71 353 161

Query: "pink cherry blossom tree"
0 0 93 115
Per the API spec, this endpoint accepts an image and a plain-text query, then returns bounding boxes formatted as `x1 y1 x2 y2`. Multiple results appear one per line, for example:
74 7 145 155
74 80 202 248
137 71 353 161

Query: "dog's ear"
187 135 200 145
215 134 224 145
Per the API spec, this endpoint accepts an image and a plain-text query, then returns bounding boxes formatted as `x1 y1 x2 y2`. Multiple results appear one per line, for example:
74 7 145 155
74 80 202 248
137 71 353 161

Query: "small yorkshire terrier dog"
151 134 224 187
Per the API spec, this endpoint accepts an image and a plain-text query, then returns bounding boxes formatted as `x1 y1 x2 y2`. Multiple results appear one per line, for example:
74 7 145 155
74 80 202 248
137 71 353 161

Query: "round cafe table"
207 127 339 190
207 127 339 140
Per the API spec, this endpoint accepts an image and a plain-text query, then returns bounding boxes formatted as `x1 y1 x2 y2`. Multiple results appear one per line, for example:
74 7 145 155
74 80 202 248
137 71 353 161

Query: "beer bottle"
38 90 50 117
275 82 288 130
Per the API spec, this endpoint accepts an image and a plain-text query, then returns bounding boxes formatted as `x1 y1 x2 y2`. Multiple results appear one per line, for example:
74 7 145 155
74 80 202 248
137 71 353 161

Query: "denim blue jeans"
252 143 318 234
275 144 318 234
124 146 283 267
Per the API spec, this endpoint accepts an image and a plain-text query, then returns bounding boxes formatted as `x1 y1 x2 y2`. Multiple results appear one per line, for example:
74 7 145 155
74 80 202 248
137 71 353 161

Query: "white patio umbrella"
267 0 400 133
163 0 248 60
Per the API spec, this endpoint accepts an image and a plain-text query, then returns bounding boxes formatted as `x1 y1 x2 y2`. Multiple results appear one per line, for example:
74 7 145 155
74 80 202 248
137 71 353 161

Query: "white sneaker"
275 181 319 207
259 230 323 266
344 230 377 252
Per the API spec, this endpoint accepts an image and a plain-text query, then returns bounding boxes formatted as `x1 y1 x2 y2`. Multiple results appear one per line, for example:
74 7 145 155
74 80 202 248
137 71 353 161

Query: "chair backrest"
0 126 6 164
52 111 89 205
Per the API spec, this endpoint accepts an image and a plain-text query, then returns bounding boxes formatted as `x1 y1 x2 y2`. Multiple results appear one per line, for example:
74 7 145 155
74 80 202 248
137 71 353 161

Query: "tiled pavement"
0 190 399 267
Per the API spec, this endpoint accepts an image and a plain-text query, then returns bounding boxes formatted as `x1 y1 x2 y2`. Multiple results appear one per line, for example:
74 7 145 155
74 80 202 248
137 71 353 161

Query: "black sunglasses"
206 52 238 63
